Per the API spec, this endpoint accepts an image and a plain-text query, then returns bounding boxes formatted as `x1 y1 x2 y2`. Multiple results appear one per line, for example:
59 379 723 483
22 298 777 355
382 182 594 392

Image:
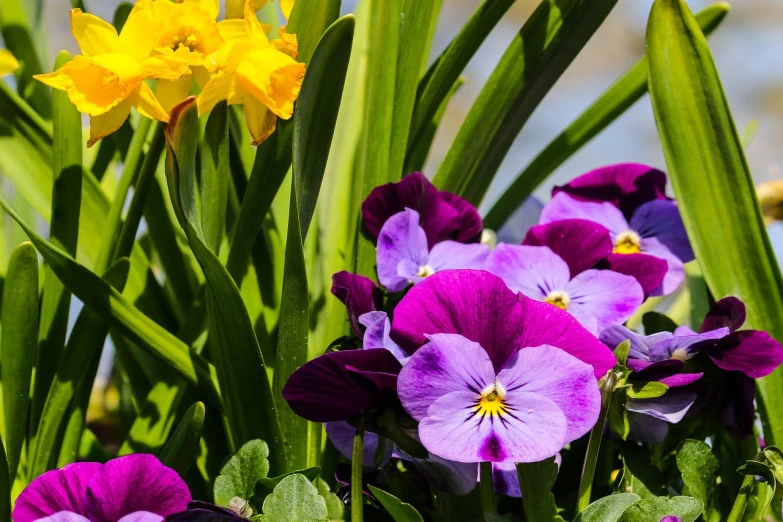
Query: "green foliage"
573 494 641 522
259 473 328 522
642 312 678 334
676 440 723 521
618 496 703 522
368 485 424 522
214 440 271 506
160 402 206 478
516 456 563 522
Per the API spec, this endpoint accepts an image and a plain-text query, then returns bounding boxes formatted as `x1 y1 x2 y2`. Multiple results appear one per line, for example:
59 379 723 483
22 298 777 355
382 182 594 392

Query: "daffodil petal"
272 25 298 59
183 0 220 20
0 49 19 76
157 75 193 113
141 56 190 81
70 8 118 57
197 72 237 116
89 93 136 147
118 0 155 61
244 0 271 47
217 19 247 44
236 47 304 119
192 66 212 89
243 93 277 146
280 0 295 20
135 82 170 122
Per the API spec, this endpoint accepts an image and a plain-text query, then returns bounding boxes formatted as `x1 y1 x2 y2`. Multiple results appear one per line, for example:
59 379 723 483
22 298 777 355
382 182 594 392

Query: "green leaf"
314 478 344 522
1 242 38 483
433 0 618 205
642 312 678 334
407 0 514 163
573 493 641 522
166 98 284 470
618 496 703 522
159 401 205 477
614 340 631 367
368 485 424 522
617 442 667 499
516 456 562 522
608 389 630 440
736 460 774 480
627 381 668 400
292 15 354 239
260 473 328 522
0 438 9 522
676 440 723 521
255 467 321 500
214 440 271 506
202 103 230 255
647 0 783 445
287 0 340 65
483 2 730 229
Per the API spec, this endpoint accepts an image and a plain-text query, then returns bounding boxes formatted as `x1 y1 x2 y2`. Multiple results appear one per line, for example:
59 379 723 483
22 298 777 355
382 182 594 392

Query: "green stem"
576 370 618 513
351 418 367 522
479 461 497 514
726 474 755 522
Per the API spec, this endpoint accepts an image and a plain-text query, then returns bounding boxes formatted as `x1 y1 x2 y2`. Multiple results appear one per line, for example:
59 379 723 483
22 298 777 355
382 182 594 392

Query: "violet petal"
523 219 613 276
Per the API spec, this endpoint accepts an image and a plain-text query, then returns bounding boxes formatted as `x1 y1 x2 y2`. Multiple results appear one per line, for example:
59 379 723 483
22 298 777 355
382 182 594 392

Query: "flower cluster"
282 164 783 498
35 0 304 147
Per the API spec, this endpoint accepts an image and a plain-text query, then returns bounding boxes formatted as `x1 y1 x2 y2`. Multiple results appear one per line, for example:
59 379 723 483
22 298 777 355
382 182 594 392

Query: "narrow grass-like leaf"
166 99 284 470
367 486 424 522
0 439 9 522
407 0 514 161
287 0 341 65
32 51 83 439
293 15 354 240
483 3 729 229
160 401 205 477
1 243 38 484
202 103 230 254
647 0 783 445
433 0 619 206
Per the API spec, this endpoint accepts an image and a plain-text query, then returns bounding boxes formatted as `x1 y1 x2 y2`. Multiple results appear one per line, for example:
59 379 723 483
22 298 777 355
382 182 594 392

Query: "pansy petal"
14 463 102 522
397 333 495 421
376 209 429 292
166 502 241 522
630 200 694 262
331 272 383 338
325 422 391 469
491 462 521 498
552 163 668 218
523 219 613 276
359 312 408 363
627 411 670 443
539 193 629 236
427 241 490 273
419 390 567 463
648 328 729 363
599 324 670 362
395 443 478 495
35 513 90 522
390 270 526 371
701 296 746 333
497 345 600 443
484 244 569 300
626 390 696 424
496 197 544 245
632 360 702 387
566 269 643 335
70 9 118 57
720 373 755 438
641 237 685 296
85 454 190 522
117 512 164 522
281 349 402 422
701 331 783 378
438 192 484 244
516 295 616 378
601 253 668 296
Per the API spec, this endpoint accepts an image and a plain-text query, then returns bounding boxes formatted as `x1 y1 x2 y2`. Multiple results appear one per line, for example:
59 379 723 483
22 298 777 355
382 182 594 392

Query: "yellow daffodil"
0 49 19 76
197 0 304 146
226 0 294 20
35 2 187 146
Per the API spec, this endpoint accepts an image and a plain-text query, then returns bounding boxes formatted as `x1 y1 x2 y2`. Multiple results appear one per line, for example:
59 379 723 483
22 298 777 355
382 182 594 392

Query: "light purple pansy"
660 517 681 522
540 192 693 296
397 334 600 463
484 243 643 335
376 209 490 292
13 455 190 522
358 311 408 363
362 172 483 248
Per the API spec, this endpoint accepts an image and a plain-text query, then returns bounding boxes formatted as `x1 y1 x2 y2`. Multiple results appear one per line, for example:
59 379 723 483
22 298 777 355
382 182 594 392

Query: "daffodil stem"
351 418 367 522
727 474 755 522
479 461 497 514
576 370 618 514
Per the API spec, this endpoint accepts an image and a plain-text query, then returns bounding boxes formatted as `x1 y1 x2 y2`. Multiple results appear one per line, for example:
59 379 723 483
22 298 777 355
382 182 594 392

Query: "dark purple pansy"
166 502 242 522
552 163 669 219
281 349 402 423
331 271 384 338
390 269 616 378
361 172 483 248
14 455 191 522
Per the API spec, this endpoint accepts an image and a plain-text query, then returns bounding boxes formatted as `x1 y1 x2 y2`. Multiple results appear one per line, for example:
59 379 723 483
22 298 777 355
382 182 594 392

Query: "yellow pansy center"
671 348 690 361
545 290 570 310
415 264 435 278
475 382 508 418
614 230 642 254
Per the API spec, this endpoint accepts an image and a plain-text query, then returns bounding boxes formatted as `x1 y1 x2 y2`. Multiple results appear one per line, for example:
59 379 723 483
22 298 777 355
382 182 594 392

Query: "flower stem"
576 370 619 514
351 418 367 522
479 461 497 514
727 474 755 522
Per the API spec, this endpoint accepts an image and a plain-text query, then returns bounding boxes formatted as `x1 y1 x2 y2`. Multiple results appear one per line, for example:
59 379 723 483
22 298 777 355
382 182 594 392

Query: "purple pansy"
376 209 490 292
660 517 681 522
358 311 408 363
523 219 668 295
362 172 483 248
484 243 643 335
166 502 243 522
397 334 600 463
331 271 384 338
14 455 190 522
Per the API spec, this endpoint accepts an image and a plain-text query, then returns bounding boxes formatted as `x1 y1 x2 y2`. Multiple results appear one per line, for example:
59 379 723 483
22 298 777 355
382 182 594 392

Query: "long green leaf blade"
483 2 730 230
202 105 230 255
160 401 206 477
433 0 619 206
647 0 783 444
1 242 38 483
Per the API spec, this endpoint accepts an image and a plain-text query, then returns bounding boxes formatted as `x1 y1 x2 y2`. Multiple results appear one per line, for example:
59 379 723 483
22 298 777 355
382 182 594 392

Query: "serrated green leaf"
260 473 328 522
618 496 703 522
1 242 38 483
627 381 668 400
516 456 562 522
255 467 321 502
159 401 205 477
647 0 783 445
215 440 271 506
676 440 723 521
368 485 424 522
573 493 641 522
642 312 679 335
433 0 618 205
314 478 344 522
483 2 730 229
618 442 667 499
